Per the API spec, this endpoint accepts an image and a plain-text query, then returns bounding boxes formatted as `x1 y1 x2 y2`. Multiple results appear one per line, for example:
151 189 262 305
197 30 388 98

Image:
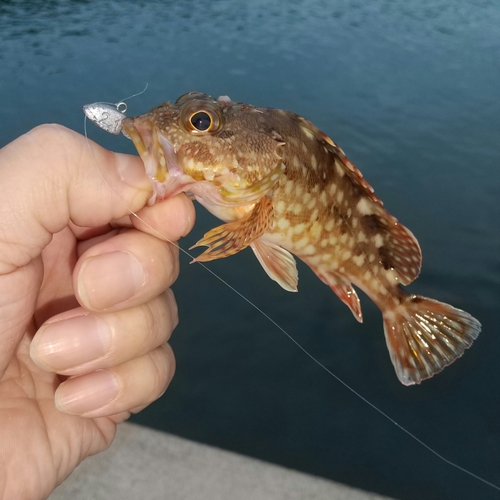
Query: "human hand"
0 125 195 499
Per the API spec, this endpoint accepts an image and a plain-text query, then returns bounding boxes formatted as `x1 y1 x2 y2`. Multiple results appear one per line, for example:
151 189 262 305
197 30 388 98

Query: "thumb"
0 124 151 376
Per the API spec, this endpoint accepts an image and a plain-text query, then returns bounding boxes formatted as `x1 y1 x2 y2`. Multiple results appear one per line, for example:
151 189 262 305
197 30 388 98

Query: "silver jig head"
83 101 128 135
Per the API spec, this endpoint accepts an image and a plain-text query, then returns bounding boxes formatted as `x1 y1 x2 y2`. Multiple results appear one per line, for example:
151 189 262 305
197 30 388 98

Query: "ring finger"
30 289 177 375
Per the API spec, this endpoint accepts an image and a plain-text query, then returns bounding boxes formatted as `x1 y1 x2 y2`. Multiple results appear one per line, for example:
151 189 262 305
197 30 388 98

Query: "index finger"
0 124 153 274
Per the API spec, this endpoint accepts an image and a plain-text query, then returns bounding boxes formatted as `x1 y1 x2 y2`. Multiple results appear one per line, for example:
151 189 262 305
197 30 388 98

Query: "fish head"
122 92 285 208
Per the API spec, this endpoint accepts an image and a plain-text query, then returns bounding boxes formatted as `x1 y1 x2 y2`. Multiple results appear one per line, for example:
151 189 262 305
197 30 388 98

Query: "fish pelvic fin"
191 196 273 262
383 294 481 385
251 239 298 292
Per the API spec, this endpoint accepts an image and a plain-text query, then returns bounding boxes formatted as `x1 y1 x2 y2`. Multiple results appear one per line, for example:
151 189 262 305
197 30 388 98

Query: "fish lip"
157 132 182 177
122 117 181 182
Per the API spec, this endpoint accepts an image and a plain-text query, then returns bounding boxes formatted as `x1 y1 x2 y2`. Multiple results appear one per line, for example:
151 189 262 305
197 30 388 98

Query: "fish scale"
119 91 480 386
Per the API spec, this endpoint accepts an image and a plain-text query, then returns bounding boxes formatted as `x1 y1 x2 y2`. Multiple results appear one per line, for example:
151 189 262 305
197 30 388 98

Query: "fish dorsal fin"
250 239 298 292
293 115 382 205
336 154 383 205
319 135 422 284
382 217 421 285
360 204 422 285
312 126 384 206
312 127 422 284
191 196 274 262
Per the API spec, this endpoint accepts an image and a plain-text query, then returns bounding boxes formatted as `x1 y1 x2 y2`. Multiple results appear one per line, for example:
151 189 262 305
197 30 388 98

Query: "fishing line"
120 83 149 103
83 108 500 494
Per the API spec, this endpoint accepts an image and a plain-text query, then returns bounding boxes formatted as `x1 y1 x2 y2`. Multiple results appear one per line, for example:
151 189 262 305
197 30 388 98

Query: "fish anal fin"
251 239 298 292
314 269 363 322
383 295 481 385
191 196 273 263
337 155 383 205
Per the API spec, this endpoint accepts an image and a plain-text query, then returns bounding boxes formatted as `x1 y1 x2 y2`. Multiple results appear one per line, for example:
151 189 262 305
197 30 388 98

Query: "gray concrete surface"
50 422 395 500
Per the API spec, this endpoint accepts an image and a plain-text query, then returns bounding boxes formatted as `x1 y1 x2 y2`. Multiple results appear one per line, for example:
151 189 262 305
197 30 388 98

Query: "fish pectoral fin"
217 162 285 206
191 196 274 263
383 295 481 386
250 239 298 292
314 270 363 322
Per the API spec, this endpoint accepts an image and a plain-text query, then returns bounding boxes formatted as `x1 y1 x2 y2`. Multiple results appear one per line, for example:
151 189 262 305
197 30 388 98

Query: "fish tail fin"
382 294 481 385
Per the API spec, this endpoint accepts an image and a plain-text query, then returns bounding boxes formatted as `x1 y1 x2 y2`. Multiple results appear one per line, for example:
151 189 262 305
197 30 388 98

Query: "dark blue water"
1 1 499 499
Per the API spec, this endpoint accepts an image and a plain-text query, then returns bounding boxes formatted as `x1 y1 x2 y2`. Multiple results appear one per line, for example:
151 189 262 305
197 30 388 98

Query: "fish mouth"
122 117 193 203
122 117 181 183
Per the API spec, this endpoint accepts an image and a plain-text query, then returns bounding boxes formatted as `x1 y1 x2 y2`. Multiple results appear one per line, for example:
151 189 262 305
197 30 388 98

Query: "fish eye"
181 101 222 135
190 111 212 131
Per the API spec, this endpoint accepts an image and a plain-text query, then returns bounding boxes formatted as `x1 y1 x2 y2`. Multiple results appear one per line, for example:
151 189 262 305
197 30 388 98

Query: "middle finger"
74 229 179 312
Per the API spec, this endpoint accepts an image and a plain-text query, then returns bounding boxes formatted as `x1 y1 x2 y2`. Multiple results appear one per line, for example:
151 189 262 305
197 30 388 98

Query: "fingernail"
179 196 194 237
55 370 120 415
78 251 145 310
31 315 112 372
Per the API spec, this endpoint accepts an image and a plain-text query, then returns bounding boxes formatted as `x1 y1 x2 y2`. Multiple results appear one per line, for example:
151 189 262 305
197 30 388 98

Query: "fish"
121 91 481 386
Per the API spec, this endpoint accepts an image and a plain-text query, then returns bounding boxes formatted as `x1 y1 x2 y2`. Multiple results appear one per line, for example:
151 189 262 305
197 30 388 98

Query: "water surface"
1 1 499 499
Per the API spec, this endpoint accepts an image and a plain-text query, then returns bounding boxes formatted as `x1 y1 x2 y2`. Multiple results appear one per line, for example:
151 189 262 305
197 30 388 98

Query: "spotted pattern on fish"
122 92 481 386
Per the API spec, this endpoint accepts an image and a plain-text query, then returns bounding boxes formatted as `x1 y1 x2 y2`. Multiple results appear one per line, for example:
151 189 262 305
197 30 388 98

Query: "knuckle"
163 242 180 286
138 300 157 343
27 123 71 143
148 344 175 398
164 289 179 330
138 292 176 346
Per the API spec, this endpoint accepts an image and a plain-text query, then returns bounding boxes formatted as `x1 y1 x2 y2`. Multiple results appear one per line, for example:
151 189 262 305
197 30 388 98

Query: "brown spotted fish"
122 91 480 385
